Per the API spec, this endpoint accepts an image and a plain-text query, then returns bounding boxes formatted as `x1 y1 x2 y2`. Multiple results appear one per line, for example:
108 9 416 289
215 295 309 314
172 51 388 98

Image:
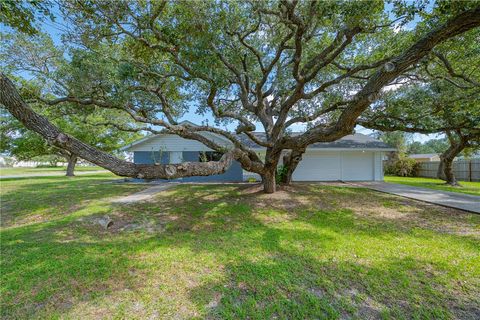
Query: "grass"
385 176 480 196
1 176 479 319
0 166 105 176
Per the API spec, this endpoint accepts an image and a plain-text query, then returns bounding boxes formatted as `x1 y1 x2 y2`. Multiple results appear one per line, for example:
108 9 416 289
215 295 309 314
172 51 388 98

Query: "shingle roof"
238 132 395 150
121 125 395 151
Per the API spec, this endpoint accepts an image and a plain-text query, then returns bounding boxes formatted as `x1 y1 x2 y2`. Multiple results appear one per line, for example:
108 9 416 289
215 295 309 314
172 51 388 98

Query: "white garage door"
341 151 374 181
293 152 342 181
292 151 374 181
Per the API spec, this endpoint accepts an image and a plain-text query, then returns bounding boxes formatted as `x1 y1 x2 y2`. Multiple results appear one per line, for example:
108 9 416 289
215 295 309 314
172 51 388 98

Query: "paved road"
0 170 109 179
356 182 480 214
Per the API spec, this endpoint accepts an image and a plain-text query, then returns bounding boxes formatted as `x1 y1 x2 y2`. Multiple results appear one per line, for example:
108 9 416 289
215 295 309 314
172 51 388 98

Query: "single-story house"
408 153 441 162
121 126 395 182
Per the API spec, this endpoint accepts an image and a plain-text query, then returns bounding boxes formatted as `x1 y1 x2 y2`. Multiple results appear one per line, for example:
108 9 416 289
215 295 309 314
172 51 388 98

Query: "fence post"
469 160 472 182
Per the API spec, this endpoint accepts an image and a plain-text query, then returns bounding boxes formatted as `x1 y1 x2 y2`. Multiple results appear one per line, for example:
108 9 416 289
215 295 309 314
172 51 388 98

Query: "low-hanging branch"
2 2 480 192
0 74 245 180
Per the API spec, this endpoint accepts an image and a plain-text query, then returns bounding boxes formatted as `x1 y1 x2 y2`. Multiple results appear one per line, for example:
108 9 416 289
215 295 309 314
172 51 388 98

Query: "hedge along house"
120 123 395 182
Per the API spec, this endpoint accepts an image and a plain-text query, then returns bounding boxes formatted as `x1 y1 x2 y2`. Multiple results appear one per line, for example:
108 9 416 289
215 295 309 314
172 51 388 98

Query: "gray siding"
132 151 243 182
133 151 169 164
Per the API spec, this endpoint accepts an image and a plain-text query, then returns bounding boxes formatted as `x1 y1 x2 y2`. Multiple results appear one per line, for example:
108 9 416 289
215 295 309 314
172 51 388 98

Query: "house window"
199 151 223 162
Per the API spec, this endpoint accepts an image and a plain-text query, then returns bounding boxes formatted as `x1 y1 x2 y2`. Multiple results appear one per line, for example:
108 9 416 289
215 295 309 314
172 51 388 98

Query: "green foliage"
0 0 53 35
276 165 288 184
247 177 257 183
0 31 142 163
385 156 420 177
2 0 478 182
376 131 410 154
407 138 449 155
407 141 434 155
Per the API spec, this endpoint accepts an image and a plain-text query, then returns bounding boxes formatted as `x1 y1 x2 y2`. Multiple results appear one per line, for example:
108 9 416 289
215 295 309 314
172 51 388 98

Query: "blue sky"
33 2 436 143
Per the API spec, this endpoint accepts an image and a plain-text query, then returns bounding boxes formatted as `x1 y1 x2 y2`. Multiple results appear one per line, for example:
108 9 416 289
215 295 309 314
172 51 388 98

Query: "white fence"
417 159 480 182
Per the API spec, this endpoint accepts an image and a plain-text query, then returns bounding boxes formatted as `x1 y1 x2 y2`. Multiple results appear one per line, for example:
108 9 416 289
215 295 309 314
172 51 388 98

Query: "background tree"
0 32 142 176
1 106 140 176
0 0 53 35
406 138 449 155
359 37 480 185
1 1 479 192
375 131 410 154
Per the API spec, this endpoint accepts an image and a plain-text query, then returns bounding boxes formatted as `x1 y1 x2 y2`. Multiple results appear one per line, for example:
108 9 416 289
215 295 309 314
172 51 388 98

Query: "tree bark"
437 137 467 186
262 166 277 193
66 154 78 176
0 74 246 180
1 6 479 193
280 148 305 185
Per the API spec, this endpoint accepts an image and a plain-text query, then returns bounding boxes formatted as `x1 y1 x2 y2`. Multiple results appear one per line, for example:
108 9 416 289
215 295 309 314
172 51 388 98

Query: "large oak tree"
1 0 479 192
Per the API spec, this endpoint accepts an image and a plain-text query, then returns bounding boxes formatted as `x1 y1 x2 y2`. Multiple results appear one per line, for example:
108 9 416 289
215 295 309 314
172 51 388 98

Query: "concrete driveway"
355 182 480 214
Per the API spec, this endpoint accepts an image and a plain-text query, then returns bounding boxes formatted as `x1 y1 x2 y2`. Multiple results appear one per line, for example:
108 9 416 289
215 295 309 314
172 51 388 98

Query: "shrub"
385 157 419 177
276 165 288 183
247 177 257 183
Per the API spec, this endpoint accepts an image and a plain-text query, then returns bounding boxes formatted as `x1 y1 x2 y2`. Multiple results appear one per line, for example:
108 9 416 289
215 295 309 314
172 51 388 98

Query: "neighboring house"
408 154 441 162
121 123 395 182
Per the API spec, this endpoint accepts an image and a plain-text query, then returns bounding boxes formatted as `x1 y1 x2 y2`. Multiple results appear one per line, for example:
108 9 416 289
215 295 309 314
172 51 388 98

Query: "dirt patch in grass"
236 183 480 239
337 190 480 239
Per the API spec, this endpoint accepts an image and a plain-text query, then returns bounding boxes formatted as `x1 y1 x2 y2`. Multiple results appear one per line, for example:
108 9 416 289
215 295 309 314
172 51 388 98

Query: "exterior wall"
133 151 169 164
374 152 384 181
339 151 374 181
133 150 243 182
294 151 342 181
134 149 388 182
243 150 385 182
127 134 231 152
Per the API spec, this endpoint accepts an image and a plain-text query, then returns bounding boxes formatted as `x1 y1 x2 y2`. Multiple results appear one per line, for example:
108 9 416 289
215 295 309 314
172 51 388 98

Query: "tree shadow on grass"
0 175 144 228
190 253 480 319
1 183 479 319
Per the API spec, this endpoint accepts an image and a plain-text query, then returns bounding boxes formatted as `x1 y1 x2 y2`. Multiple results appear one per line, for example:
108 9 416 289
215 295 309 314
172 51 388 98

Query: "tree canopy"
1 0 479 192
0 32 141 175
359 24 480 185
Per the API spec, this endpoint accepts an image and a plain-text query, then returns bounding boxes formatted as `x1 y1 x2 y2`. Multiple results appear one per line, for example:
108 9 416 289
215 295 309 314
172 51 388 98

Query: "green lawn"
385 176 480 196
0 166 105 176
1 176 479 319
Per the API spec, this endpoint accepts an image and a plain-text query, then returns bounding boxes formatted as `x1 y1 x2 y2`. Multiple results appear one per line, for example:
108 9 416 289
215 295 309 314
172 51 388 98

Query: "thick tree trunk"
262 167 277 193
0 74 251 180
437 157 458 186
262 146 283 193
66 155 78 176
1 7 479 193
437 134 467 186
280 148 305 185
